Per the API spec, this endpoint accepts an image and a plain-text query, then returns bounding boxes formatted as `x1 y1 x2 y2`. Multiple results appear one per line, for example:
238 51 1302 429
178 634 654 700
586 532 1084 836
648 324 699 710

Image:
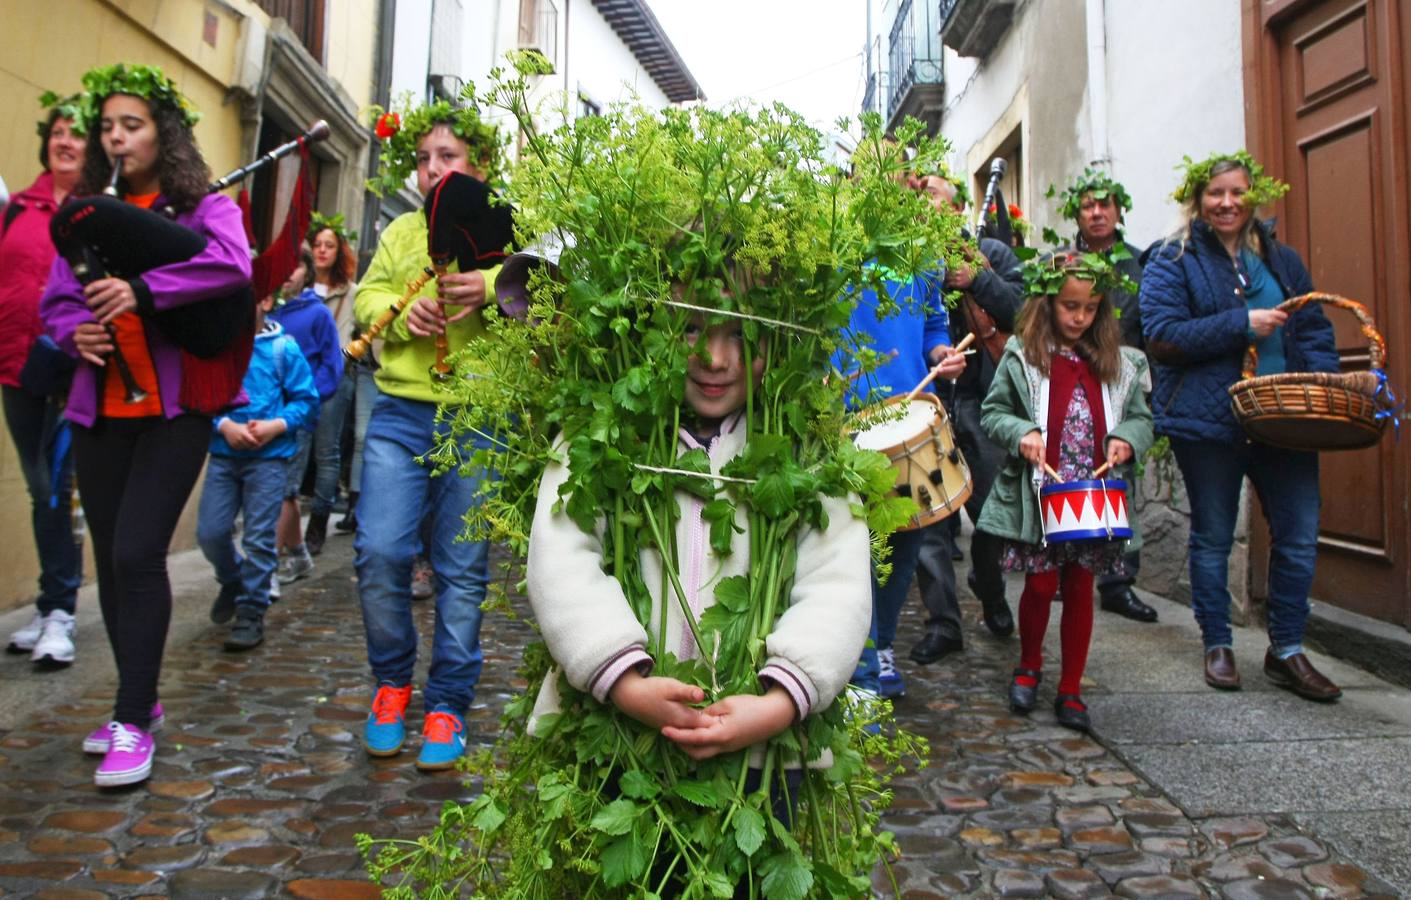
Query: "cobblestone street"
0 533 1401 898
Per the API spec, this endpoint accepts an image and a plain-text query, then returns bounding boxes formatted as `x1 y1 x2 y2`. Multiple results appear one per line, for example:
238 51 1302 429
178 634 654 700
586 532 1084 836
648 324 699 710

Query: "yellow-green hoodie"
353 210 501 404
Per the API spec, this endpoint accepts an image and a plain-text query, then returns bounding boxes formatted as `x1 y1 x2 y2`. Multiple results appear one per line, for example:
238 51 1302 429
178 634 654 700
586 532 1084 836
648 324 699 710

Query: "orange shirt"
101 192 164 418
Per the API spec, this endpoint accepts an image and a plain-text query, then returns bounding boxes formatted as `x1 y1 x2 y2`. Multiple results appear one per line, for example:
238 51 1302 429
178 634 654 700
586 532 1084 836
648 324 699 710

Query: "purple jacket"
40 192 253 426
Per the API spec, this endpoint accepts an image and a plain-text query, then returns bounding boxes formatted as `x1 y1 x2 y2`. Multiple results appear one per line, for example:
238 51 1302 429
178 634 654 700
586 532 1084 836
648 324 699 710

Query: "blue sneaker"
878 648 906 700
416 708 467 771
364 683 412 757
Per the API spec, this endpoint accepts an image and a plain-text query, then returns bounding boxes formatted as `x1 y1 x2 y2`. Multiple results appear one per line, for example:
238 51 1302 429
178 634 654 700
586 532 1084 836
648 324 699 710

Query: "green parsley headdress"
38 91 86 137
1173 150 1289 208
308 211 358 245
1021 246 1139 300
365 86 504 197
76 63 201 134
1046 166 1133 220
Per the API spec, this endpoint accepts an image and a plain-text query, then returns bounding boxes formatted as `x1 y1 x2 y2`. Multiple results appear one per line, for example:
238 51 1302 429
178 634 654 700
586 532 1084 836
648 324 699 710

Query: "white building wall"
567 1 671 112
926 0 1246 249
390 0 435 104
1104 0 1246 246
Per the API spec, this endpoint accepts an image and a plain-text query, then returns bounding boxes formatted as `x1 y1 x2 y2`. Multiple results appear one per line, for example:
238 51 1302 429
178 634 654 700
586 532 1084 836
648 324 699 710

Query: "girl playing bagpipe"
40 64 252 787
976 253 1153 732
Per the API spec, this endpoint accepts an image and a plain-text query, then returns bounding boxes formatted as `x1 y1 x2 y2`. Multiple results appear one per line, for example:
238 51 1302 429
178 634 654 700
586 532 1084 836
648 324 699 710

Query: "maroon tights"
1014 564 1095 698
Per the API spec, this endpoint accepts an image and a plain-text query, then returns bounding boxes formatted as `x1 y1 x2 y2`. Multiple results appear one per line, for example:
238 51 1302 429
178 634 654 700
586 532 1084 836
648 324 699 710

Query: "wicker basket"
1228 292 1390 451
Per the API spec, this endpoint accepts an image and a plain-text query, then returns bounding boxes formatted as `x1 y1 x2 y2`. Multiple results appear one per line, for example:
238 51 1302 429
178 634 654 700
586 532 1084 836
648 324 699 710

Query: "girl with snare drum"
976 254 1153 731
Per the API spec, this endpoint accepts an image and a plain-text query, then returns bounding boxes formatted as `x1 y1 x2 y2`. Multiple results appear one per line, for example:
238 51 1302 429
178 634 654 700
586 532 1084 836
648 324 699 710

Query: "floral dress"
1001 349 1127 575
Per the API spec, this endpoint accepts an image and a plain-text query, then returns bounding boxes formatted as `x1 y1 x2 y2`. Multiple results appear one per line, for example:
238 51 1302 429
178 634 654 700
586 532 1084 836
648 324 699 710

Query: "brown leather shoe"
1264 651 1342 701
1204 648 1241 690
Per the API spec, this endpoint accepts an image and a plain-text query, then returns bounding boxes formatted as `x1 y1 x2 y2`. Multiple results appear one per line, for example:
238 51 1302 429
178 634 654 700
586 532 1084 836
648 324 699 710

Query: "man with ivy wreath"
352 96 505 771
907 172 1024 666
1051 168 1158 624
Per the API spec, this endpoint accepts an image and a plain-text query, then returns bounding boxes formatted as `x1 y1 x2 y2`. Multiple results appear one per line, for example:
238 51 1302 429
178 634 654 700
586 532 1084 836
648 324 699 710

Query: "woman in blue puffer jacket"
1140 152 1341 702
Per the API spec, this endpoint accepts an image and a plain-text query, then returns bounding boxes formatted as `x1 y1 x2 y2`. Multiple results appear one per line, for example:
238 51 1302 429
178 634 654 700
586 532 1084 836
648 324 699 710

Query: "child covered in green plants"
526 303 871 797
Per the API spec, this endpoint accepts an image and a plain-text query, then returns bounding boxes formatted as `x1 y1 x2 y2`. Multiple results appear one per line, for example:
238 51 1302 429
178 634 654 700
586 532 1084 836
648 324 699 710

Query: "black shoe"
224 608 265 651
304 513 329 557
968 570 1014 637
334 493 358 533
209 583 239 625
1100 588 1158 623
1054 694 1090 732
910 629 963 665
1009 668 1041 713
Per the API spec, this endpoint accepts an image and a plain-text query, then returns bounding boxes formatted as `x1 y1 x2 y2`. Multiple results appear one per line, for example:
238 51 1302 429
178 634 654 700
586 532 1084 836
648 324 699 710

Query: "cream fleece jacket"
526 412 871 732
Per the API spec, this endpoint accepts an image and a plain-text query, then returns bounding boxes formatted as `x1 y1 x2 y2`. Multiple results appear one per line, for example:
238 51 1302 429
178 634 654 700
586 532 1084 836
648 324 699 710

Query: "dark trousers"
2 385 82 615
915 390 1008 640
73 414 210 728
1097 548 1142 598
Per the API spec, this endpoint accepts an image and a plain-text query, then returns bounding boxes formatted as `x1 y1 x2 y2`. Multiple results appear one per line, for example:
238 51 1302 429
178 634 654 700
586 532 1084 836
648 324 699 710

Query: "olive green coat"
975 337 1154 550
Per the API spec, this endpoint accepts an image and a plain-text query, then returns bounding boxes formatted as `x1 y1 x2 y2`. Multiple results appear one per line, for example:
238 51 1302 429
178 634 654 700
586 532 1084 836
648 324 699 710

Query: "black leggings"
73 414 210 728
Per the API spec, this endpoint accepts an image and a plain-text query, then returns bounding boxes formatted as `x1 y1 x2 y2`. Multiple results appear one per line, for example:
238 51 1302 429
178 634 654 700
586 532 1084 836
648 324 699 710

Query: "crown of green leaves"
1046 166 1133 220
365 86 504 197
308 211 358 245
1020 245 1139 300
38 90 86 138
76 64 201 134
1173 150 1290 208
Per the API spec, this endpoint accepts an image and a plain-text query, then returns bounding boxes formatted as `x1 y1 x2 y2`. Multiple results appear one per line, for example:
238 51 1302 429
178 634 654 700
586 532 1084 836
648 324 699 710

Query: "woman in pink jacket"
1 98 87 668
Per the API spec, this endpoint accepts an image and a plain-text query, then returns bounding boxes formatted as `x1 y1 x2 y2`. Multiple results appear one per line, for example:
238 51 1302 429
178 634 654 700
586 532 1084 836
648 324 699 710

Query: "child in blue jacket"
266 251 342 581
197 291 319 651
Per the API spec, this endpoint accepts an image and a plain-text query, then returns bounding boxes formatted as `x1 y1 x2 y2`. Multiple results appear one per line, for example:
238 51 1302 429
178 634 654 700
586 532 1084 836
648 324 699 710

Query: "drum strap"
961 294 1009 364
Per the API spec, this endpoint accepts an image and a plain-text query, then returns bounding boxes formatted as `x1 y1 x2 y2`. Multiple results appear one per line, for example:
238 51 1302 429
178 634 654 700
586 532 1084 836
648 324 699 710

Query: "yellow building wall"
0 0 376 610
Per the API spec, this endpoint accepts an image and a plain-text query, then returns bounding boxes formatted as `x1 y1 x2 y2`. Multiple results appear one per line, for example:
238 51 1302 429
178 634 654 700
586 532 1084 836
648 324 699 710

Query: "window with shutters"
255 0 327 64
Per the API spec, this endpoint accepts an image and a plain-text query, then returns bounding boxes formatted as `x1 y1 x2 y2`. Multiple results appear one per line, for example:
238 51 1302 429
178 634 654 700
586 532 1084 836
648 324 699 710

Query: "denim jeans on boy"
309 374 354 516
196 455 287 610
349 366 378 494
354 392 491 716
852 528 927 693
2 386 82 615
1170 438 1319 653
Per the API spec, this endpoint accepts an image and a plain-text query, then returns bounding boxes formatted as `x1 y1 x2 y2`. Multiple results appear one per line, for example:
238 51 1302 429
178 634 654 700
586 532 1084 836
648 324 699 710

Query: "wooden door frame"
1241 0 1411 628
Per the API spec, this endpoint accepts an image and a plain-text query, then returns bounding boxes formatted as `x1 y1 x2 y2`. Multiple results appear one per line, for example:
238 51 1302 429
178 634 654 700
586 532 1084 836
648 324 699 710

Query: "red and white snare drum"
853 394 972 531
1039 479 1133 543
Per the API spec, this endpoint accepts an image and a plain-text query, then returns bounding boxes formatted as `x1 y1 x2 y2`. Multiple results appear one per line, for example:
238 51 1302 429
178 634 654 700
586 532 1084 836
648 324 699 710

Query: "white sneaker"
6 613 44 653
268 575 281 601
31 610 76 666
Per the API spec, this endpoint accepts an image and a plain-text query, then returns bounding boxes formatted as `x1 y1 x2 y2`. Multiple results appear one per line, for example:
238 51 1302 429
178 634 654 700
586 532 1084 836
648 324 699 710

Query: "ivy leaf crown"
38 90 87 138
1173 149 1290 209
365 84 505 197
76 63 201 134
1046 166 1133 221
308 211 358 245
1020 244 1138 300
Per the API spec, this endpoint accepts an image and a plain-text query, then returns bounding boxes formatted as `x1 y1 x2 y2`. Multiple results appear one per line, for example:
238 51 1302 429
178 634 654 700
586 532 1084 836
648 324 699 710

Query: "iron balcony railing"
887 0 944 121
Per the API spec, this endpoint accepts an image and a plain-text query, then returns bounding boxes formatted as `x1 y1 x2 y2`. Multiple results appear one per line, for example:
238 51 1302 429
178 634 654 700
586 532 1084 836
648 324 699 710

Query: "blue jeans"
2 385 82 615
196 455 287 610
310 375 354 515
853 528 927 692
1171 438 1319 652
354 391 490 715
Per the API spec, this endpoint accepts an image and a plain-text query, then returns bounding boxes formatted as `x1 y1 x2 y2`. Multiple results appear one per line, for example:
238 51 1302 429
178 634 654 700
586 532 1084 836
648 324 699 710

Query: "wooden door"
1245 0 1411 627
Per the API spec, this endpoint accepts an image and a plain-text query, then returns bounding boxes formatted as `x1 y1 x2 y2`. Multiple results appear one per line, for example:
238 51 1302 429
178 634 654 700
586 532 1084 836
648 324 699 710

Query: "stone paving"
0 535 1398 898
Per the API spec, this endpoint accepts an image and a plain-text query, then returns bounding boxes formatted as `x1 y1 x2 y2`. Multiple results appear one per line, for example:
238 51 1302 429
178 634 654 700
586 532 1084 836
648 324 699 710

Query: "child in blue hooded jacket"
266 250 342 581
197 290 319 650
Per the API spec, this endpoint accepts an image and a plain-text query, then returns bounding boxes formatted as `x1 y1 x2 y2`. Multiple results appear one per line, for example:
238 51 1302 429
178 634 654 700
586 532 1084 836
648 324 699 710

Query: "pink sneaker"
83 702 165 754
94 723 154 787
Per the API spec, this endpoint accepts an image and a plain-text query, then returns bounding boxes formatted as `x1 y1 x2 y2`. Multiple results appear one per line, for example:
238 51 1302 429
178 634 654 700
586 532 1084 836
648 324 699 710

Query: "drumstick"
904 333 977 402
1092 461 1114 478
1043 462 1061 481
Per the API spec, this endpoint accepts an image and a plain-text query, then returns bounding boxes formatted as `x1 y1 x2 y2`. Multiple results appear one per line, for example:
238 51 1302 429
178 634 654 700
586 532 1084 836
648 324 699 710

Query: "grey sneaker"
6 612 44 653
277 548 314 585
